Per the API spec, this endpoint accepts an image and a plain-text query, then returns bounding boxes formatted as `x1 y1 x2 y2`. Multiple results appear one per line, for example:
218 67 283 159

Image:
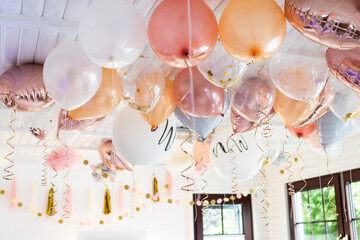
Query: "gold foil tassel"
46 187 56 216
153 176 160 202
4 110 16 181
103 187 111 215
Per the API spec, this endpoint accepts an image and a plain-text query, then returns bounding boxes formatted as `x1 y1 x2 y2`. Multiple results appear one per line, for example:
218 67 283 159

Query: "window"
193 194 253 240
288 168 360 240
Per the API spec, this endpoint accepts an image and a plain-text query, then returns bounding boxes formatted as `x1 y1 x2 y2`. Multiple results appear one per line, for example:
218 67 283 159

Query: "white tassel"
87 187 94 216
29 182 37 214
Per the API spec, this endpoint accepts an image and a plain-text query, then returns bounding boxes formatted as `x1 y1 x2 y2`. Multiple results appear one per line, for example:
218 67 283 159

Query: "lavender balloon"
316 111 352 149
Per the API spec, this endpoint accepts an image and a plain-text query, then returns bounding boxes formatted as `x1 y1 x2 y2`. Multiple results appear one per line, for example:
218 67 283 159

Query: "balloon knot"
151 126 158 132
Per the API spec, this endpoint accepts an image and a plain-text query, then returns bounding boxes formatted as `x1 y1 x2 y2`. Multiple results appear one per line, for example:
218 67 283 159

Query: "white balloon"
112 106 177 166
78 0 147 69
43 42 102 110
210 127 263 182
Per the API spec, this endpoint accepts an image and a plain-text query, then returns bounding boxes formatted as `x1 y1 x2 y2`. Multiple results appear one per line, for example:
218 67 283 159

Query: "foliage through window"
193 194 253 240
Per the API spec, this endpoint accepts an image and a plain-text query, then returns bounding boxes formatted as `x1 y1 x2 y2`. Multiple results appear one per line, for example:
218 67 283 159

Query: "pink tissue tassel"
166 170 173 198
65 188 73 217
118 183 125 214
10 178 16 209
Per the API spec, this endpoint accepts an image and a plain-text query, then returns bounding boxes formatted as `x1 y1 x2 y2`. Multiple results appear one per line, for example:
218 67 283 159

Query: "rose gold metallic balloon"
288 122 316 138
285 0 360 49
173 67 224 118
99 140 133 172
230 107 256 134
326 47 360 93
291 80 335 127
147 0 218 68
0 64 54 111
57 110 103 136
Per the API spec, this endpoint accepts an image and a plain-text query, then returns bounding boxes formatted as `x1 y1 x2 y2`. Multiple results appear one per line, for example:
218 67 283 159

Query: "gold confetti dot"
137 88 140 92
168 199 172 204
165 184 169 189
59 219 63 224
145 193 151 199
230 196 236 201
37 212 42 217
249 189 254 194
0 190 5 195
96 169 102 175
280 170 285 174
223 72 227 75
83 160 89 165
80 222 84 226
189 201 195 206
124 185 130 190
203 200 209 205
124 72 127 76
294 157 298 162
99 220 104 225
103 173 108 178
210 199 216 205
17 202 22 207
135 207 140 211
118 216 123 220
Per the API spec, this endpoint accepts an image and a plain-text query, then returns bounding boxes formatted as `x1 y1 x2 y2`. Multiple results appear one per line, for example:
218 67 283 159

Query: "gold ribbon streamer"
230 147 238 194
199 150 209 215
62 163 70 219
296 143 307 192
4 110 16 181
41 140 48 187
326 154 338 217
283 130 295 196
259 169 270 228
180 133 195 192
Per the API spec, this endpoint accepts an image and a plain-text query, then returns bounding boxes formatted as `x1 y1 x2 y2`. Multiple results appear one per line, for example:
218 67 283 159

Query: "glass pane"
323 186 337 220
312 223 326 240
326 222 338 240
296 223 312 240
309 188 325 221
350 181 360 218
223 205 243 235
295 191 311 222
203 205 222 235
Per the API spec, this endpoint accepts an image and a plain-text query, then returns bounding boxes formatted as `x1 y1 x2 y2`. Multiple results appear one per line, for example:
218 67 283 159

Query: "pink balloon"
147 0 218 68
0 64 54 111
230 107 256 134
173 67 224 118
229 71 276 122
57 110 104 137
285 0 360 50
326 47 360 93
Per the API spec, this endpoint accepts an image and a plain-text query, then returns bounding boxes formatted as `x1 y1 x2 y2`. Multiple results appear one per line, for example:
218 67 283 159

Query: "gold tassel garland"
46 187 56 216
103 187 111 215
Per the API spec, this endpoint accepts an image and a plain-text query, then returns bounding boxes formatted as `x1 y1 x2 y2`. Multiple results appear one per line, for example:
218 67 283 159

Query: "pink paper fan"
46 146 80 172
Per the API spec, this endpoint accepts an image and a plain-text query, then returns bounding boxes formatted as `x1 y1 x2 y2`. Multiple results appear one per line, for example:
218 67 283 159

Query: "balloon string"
41 139 48 187
199 150 209 215
284 130 295 196
4 110 16 181
257 62 267 81
296 142 307 192
62 163 70 219
50 167 58 216
326 154 338 218
180 133 195 192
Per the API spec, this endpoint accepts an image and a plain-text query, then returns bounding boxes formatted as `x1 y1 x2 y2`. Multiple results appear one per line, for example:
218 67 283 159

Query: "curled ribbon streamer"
296 143 307 192
199 150 209 215
41 140 48 186
230 147 238 194
283 130 295 196
62 163 70 219
49 167 58 216
180 133 195 192
326 154 338 218
259 169 270 228
4 110 16 181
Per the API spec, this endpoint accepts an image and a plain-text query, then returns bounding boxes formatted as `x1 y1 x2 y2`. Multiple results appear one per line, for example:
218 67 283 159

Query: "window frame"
288 168 360 240
193 194 254 240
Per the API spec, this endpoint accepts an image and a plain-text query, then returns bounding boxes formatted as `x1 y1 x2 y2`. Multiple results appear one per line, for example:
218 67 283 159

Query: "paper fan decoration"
46 146 80 172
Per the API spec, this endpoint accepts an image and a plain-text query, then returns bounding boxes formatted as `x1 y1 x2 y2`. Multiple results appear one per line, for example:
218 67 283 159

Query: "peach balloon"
141 78 176 130
193 137 210 165
303 131 322 149
147 0 218 68
287 123 316 139
69 68 121 120
219 0 286 63
274 90 318 126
